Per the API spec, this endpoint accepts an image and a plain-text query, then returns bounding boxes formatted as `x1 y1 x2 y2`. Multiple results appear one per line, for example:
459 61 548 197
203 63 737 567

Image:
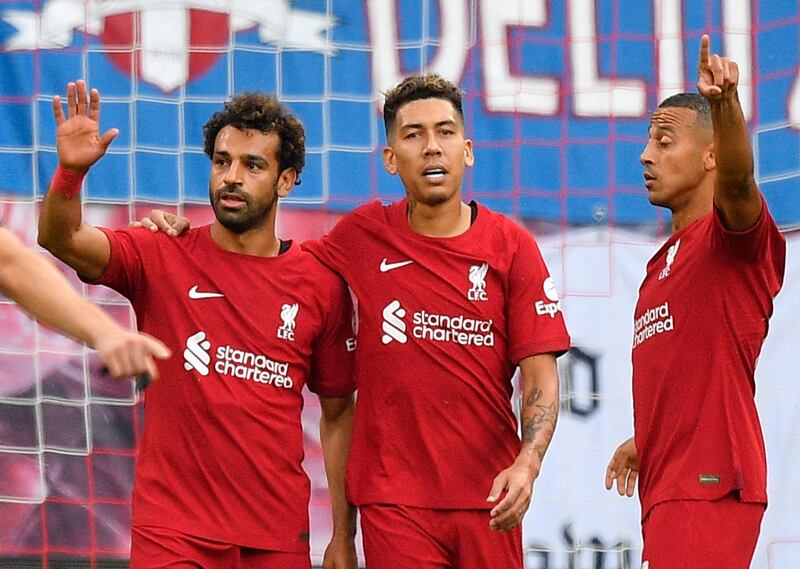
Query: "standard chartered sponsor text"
632 300 674 349
412 309 494 347
215 345 293 388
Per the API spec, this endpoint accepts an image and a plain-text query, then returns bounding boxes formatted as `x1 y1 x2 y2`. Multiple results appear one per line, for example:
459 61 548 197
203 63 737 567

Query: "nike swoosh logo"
188 285 224 299
380 259 414 272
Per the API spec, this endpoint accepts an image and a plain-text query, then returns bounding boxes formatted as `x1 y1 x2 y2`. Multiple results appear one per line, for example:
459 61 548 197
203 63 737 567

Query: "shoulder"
476 203 524 233
474 203 535 249
315 200 397 259
291 245 347 287
702 200 785 261
294 245 338 274
336 200 391 229
292 246 350 307
103 224 207 246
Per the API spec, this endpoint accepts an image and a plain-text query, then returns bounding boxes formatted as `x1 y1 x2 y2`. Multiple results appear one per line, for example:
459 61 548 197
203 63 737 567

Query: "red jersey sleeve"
306 263 356 398
302 226 350 276
711 199 786 295
88 227 148 299
506 227 571 363
302 203 380 279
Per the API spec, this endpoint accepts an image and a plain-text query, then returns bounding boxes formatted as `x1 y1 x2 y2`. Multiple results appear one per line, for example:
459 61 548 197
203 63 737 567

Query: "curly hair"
203 93 305 184
383 75 464 138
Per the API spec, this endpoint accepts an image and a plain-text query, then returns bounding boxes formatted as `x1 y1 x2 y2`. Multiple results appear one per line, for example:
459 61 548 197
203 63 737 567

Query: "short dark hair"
383 75 464 138
203 93 305 184
658 92 712 130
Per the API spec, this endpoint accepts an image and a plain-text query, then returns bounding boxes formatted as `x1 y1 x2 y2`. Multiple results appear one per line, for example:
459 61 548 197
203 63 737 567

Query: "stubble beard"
409 181 458 209
210 184 276 234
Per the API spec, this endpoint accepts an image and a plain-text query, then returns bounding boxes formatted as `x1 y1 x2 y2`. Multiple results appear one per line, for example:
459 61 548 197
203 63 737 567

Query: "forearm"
710 94 756 193
0 229 116 347
38 168 110 280
319 395 357 539
38 167 86 250
516 354 560 475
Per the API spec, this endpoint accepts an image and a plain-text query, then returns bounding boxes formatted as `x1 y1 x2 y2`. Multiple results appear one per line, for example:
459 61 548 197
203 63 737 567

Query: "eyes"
645 133 674 148
403 127 457 140
213 157 267 172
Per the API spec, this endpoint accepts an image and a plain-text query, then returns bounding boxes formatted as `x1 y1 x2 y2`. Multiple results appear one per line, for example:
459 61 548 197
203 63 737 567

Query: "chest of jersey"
132 240 323 397
352 238 510 354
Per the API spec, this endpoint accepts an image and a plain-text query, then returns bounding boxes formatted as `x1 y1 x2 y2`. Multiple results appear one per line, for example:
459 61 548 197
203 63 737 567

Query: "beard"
410 187 454 208
209 183 277 234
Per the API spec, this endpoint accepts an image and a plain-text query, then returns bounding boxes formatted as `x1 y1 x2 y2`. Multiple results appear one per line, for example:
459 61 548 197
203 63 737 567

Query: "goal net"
0 1 798 567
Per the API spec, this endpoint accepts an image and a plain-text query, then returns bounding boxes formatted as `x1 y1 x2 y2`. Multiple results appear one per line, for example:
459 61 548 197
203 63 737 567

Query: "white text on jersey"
215 345 294 388
632 300 674 349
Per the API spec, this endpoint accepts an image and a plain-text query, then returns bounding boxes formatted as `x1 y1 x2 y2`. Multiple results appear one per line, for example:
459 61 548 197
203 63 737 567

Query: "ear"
464 138 475 168
383 146 398 175
702 143 715 172
276 167 297 198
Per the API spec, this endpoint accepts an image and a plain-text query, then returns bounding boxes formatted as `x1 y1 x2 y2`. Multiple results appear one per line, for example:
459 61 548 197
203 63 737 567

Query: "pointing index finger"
699 34 710 69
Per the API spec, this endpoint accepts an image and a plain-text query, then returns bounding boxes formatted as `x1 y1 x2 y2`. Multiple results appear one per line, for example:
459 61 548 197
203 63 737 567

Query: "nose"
640 141 654 166
223 161 243 186
423 132 442 157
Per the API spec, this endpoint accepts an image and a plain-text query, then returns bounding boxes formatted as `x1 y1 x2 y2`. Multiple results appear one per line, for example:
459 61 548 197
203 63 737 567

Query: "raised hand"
697 34 739 102
53 80 119 172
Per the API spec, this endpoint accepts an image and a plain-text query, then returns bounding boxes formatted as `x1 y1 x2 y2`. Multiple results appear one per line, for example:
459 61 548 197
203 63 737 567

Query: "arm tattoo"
522 388 558 462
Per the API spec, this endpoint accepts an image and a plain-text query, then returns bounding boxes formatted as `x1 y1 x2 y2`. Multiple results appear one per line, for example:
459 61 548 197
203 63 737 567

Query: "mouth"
643 172 656 189
422 167 447 182
218 191 247 208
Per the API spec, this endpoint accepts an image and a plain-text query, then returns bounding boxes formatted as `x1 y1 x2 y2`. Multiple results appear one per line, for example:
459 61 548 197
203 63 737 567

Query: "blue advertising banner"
0 0 797 225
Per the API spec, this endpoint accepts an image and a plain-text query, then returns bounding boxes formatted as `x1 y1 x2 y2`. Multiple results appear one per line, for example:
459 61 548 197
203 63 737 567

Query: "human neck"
210 220 281 257
407 195 471 237
669 182 714 234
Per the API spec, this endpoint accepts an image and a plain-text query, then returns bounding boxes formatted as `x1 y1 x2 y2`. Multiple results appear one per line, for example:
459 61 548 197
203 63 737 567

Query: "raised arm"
38 80 118 280
487 353 559 531
0 227 170 378
697 34 762 231
319 394 358 569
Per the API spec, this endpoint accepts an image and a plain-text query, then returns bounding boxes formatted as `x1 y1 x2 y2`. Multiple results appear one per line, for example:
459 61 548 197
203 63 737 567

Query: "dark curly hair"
383 75 464 138
203 93 305 184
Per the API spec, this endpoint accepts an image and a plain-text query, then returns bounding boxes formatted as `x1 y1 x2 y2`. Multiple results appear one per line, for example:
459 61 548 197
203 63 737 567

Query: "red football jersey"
93 225 355 551
304 199 570 509
632 202 785 517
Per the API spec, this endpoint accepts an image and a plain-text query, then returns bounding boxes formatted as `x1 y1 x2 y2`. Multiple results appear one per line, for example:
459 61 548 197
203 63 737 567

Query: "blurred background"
0 1 797 567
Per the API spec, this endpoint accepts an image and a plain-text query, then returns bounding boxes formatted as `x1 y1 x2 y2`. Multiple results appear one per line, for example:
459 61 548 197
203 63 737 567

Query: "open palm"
53 80 118 172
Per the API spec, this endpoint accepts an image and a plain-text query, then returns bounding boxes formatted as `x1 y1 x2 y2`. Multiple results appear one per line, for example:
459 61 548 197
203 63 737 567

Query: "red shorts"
130 525 311 569
641 494 765 569
359 504 522 569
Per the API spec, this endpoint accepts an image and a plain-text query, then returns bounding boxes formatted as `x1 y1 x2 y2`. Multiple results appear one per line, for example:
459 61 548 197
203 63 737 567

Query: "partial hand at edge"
605 436 640 497
321 533 358 569
94 328 171 381
129 209 191 237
